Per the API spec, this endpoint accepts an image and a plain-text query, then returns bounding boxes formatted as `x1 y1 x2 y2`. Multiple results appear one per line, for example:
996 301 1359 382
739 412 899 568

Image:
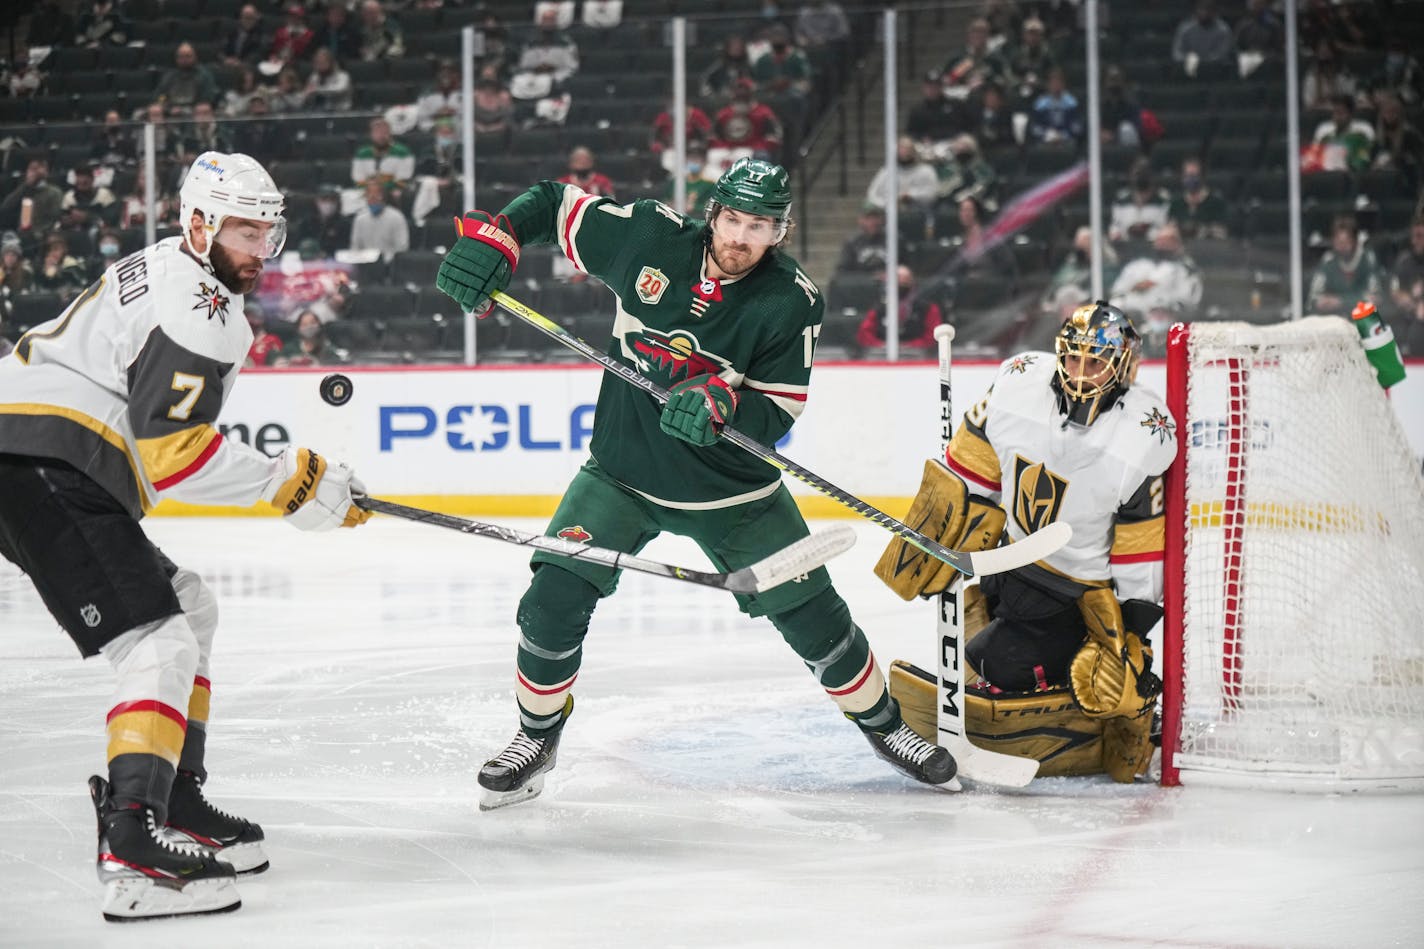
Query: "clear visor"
711 209 787 246
213 216 288 260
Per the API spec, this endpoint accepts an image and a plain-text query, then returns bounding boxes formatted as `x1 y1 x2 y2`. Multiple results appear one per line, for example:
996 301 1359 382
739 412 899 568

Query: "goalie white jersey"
0 237 284 517
945 351 1178 602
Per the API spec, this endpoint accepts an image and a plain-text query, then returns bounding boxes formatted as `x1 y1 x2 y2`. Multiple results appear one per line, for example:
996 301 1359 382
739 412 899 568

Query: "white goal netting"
1164 317 1424 790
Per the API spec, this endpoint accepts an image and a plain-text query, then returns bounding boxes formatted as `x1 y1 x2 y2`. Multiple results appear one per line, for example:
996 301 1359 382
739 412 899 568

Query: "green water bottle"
1351 301 1406 389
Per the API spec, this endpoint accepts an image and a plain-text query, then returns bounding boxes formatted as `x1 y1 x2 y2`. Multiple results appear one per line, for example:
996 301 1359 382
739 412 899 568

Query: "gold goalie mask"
1052 300 1141 426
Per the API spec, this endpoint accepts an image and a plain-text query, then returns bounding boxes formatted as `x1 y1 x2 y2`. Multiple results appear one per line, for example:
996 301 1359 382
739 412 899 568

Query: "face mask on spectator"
1183 175 1202 191
99 240 120 256
367 201 384 215
687 161 702 174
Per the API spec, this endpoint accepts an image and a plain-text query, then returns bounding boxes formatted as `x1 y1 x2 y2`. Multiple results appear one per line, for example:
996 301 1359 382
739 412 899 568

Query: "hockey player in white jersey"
879 301 1178 782
0 152 371 921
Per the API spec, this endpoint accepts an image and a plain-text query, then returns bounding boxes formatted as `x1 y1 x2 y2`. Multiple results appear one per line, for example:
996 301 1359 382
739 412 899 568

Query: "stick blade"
942 737 1040 787
740 524 857 592
968 522 1073 577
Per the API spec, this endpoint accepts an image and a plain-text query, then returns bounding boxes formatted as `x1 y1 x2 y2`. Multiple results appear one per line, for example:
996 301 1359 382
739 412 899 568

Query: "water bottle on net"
1350 301 1406 389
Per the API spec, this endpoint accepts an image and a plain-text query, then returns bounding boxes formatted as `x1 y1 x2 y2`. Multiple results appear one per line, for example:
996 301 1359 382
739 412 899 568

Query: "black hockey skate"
90 775 240 922
864 723 958 786
477 697 572 811
164 769 269 875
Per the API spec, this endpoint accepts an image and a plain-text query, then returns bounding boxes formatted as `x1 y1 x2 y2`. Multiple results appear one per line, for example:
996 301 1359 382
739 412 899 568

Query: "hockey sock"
172 569 217 782
177 675 210 782
514 565 600 737
769 592 898 732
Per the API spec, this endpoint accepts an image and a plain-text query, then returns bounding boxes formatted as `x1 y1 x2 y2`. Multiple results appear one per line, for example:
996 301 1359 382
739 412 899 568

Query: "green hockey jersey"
500 181 825 507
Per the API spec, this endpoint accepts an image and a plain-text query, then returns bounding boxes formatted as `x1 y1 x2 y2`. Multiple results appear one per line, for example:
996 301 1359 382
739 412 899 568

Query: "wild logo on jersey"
629 328 732 386
192 282 230 324
1012 454 1068 534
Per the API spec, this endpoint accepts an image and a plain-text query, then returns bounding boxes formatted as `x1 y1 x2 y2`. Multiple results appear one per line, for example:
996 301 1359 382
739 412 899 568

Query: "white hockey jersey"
945 351 1178 603
0 238 284 517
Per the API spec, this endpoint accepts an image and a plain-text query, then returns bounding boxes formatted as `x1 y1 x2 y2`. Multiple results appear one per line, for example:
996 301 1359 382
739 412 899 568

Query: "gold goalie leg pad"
873 460 1005 600
889 661 1105 777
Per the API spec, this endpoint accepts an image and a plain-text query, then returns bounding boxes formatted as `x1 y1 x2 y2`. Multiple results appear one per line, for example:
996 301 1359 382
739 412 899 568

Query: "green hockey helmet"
706 158 792 243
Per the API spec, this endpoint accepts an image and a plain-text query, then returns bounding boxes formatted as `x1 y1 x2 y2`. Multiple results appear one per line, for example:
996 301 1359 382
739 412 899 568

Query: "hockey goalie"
876 302 1178 782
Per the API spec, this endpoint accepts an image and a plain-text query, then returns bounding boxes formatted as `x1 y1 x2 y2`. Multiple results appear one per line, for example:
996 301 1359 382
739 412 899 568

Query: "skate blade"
163 829 270 875
479 774 546 811
101 875 241 922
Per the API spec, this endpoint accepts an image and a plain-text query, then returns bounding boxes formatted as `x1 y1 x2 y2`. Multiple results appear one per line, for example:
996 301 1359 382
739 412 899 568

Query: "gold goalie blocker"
875 460 1162 782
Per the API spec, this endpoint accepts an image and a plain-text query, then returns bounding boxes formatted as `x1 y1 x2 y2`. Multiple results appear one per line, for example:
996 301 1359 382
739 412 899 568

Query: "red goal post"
1161 317 1424 791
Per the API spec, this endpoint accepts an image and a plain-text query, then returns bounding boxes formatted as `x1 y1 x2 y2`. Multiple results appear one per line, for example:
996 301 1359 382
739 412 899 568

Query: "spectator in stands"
701 35 755 102
1300 0 1370 55
1110 157 1172 242
229 93 289 162
417 60 462 173
351 117 415 209
907 72 968 148
245 303 283 368
60 165 118 232
118 173 174 231
712 79 785 163
276 310 343 367
269 65 310 113
268 4 316 67
1389 216 1424 329
1307 215 1383 316
865 136 939 216
1371 92 1424 192
837 205 888 274
1302 40 1357 111
177 101 234 166
1313 94 1375 173
5 50 42 99
155 42 221 117
946 195 1015 281
299 186 348 260
751 24 813 99
856 264 943 355
1366 38 1423 110
75 0 130 48
515 8 580 84
795 2 849 50
1042 225 1119 318
941 17 998 99
650 99 714 171
1233 0 1282 56
558 147 617 199
358 0 404 61
999 16 1056 107
1099 65 1143 148
1028 68 1082 146
0 233 34 295
1171 1 1235 80
1110 222 1202 347
472 8 512 78
661 143 716 217
90 109 137 168
1 159 65 237
350 180 409 263
312 0 362 64
305 47 353 111
33 234 88 300
25 0 76 49
971 82 1015 149
222 5 267 66
935 133 998 213
473 73 515 142
1168 156 1228 241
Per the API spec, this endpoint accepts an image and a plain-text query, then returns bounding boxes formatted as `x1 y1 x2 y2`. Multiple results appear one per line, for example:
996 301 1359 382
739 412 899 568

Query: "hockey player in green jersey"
435 158 956 808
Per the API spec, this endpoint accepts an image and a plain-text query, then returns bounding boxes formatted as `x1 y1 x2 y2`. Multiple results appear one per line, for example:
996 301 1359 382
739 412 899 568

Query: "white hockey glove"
264 446 371 531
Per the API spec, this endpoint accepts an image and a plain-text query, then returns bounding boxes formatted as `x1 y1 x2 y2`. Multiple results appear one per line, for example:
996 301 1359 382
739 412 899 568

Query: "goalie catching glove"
264 446 370 531
1069 589 1162 720
436 210 519 317
659 373 739 447
873 459 1005 599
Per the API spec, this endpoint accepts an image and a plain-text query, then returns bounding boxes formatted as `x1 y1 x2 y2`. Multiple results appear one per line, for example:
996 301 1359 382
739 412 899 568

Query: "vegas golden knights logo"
1012 454 1067 535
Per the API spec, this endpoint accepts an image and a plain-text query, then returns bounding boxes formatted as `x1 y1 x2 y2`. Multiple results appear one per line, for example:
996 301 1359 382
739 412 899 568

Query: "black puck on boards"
320 373 353 406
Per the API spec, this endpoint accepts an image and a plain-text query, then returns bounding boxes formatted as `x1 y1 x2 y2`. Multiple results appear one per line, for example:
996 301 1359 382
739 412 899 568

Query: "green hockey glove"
436 210 520 317
659 374 739 447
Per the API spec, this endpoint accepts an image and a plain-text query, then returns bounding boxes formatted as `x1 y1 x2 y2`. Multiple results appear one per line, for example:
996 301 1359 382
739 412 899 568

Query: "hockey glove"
436 210 520 317
264 446 371 531
659 374 739 447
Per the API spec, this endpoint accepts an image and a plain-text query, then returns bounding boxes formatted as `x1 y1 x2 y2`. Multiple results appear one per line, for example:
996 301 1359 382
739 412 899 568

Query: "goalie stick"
487 290 1069 579
933 325 1039 788
355 497 855 594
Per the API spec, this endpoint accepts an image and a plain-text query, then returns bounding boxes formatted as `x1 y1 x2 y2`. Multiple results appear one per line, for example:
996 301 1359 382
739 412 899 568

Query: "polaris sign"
380 404 596 452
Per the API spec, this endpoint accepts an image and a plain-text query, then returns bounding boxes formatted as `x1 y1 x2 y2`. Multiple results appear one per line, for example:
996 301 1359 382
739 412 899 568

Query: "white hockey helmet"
179 151 287 265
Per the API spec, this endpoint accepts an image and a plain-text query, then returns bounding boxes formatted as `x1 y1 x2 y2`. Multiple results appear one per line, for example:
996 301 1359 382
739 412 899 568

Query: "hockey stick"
488 290 1069 578
933 325 1039 788
355 496 855 594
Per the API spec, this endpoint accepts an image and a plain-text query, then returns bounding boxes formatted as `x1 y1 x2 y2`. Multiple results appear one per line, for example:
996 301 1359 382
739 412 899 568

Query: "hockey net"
1162 317 1424 790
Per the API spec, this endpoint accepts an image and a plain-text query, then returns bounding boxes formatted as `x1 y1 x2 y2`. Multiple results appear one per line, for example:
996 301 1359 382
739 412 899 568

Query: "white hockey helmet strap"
180 151 287 265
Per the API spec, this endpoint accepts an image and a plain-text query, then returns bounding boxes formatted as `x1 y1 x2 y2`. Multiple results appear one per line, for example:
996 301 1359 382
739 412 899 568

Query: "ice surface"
2 517 1420 948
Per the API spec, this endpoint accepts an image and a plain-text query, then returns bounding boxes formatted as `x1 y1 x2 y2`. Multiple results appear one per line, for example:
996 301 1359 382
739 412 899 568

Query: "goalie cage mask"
1051 300 1141 426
